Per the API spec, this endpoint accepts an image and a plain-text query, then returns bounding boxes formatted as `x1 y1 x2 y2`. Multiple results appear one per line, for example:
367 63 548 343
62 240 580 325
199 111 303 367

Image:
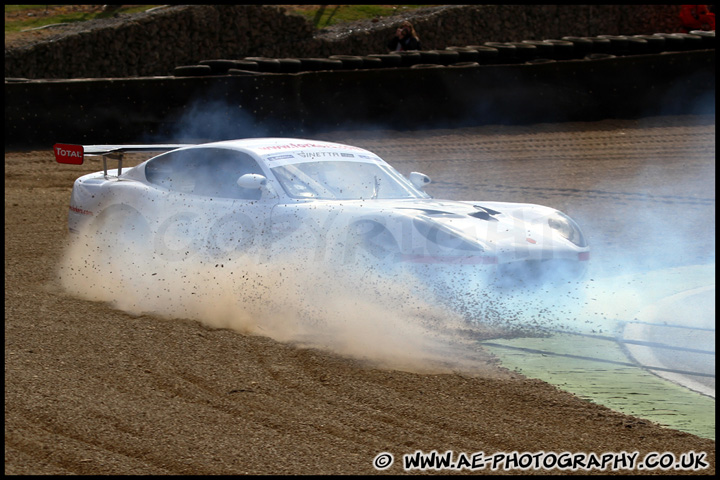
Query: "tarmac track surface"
4 114 715 475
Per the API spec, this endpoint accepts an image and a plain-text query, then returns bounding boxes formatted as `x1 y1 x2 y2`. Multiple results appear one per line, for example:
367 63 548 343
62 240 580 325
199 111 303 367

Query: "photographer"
387 21 421 51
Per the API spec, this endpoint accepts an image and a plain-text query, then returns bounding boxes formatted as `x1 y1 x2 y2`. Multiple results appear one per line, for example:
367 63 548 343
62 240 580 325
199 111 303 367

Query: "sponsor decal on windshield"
266 154 294 161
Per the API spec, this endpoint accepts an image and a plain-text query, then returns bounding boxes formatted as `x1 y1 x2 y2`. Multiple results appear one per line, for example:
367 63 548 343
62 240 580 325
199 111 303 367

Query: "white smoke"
57 221 509 374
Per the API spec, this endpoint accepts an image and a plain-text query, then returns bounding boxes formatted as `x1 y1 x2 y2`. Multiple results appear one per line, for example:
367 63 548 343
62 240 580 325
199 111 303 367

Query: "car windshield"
269 160 430 200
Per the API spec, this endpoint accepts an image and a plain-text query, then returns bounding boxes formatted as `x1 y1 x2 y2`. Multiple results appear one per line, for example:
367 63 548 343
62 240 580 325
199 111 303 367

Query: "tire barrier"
543 40 577 60
584 53 617 61
244 57 281 73
653 33 685 52
396 51 422 67
526 58 556 64
359 56 383 69
434 49 461 65
298 57 344 71
483 42 518 63
449 61 480 68
446 47 480 63
690 30 715 49
328 55 365 69
276 58 303 73
416 50 441 64
172 65 213 77
199 59 259 75
521 40 555 59
625 36 650 55
365 53 401 68
507 42 538 62
674 33 704 50
165 29 714 78
464 45 500 65
597 35 630 56
561 37 594 57
227 69 265 76
7 48 713 148
632 35 666 54
585 36 613 54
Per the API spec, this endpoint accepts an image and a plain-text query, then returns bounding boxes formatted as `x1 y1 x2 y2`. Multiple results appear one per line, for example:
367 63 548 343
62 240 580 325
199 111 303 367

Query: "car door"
144 147 276 261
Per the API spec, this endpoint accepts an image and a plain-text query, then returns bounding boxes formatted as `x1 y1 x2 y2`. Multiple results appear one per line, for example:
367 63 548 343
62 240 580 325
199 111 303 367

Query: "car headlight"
547 212 587 247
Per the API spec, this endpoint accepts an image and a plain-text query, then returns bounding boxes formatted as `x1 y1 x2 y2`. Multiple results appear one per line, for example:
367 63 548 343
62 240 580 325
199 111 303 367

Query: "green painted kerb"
483 334 715 440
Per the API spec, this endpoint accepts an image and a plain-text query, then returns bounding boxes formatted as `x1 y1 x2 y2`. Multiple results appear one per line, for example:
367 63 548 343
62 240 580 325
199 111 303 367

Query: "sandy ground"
4 115 715 474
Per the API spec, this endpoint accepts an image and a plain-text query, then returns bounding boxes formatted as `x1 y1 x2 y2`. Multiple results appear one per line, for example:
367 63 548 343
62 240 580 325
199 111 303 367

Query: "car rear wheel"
90 204 151 257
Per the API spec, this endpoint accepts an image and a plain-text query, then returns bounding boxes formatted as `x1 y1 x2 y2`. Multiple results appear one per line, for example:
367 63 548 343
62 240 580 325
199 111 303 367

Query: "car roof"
190 138 375 158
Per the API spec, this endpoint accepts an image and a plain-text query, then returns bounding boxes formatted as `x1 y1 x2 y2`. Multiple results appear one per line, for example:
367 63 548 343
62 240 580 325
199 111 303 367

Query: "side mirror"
409 171 431 189
237 173 267 190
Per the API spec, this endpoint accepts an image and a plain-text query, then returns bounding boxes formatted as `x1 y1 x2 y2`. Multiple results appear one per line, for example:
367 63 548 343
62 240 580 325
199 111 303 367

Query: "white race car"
54 138 589 289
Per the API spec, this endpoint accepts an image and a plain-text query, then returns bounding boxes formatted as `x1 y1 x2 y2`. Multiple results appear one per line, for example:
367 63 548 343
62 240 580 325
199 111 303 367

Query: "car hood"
274 197 587 263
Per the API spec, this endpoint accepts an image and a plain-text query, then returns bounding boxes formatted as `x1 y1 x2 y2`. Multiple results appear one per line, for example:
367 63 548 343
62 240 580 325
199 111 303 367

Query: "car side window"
145 148 265 200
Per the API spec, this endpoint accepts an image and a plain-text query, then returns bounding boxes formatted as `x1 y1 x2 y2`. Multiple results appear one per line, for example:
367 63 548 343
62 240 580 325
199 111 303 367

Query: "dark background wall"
6 49 714 148
4 5 714 149
5 4 686 79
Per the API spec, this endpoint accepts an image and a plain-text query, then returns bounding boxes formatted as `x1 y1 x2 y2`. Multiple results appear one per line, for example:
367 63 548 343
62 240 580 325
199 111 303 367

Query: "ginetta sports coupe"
55 138 589 285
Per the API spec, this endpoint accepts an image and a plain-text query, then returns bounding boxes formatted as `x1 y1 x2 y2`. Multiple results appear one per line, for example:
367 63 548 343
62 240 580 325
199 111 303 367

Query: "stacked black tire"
173 31 715 76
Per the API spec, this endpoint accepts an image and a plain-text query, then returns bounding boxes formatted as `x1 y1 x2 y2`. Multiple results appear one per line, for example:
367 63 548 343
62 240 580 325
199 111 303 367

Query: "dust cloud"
57 224 508 375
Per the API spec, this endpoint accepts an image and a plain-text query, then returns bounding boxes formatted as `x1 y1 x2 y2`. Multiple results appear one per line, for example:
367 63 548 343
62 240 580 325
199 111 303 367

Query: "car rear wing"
54 143 192 177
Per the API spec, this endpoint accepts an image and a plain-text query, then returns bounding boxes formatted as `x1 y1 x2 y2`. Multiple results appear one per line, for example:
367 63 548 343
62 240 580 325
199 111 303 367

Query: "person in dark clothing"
387 20 421 51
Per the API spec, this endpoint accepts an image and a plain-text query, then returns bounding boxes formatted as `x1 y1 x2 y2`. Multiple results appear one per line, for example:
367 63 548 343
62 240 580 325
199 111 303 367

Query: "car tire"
328 55 365 69
464 45 500 64
298 57 344 71
483 42 517 63
172 65 213 77
366 53 402 68
243 57 281 73
276 58 303 73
